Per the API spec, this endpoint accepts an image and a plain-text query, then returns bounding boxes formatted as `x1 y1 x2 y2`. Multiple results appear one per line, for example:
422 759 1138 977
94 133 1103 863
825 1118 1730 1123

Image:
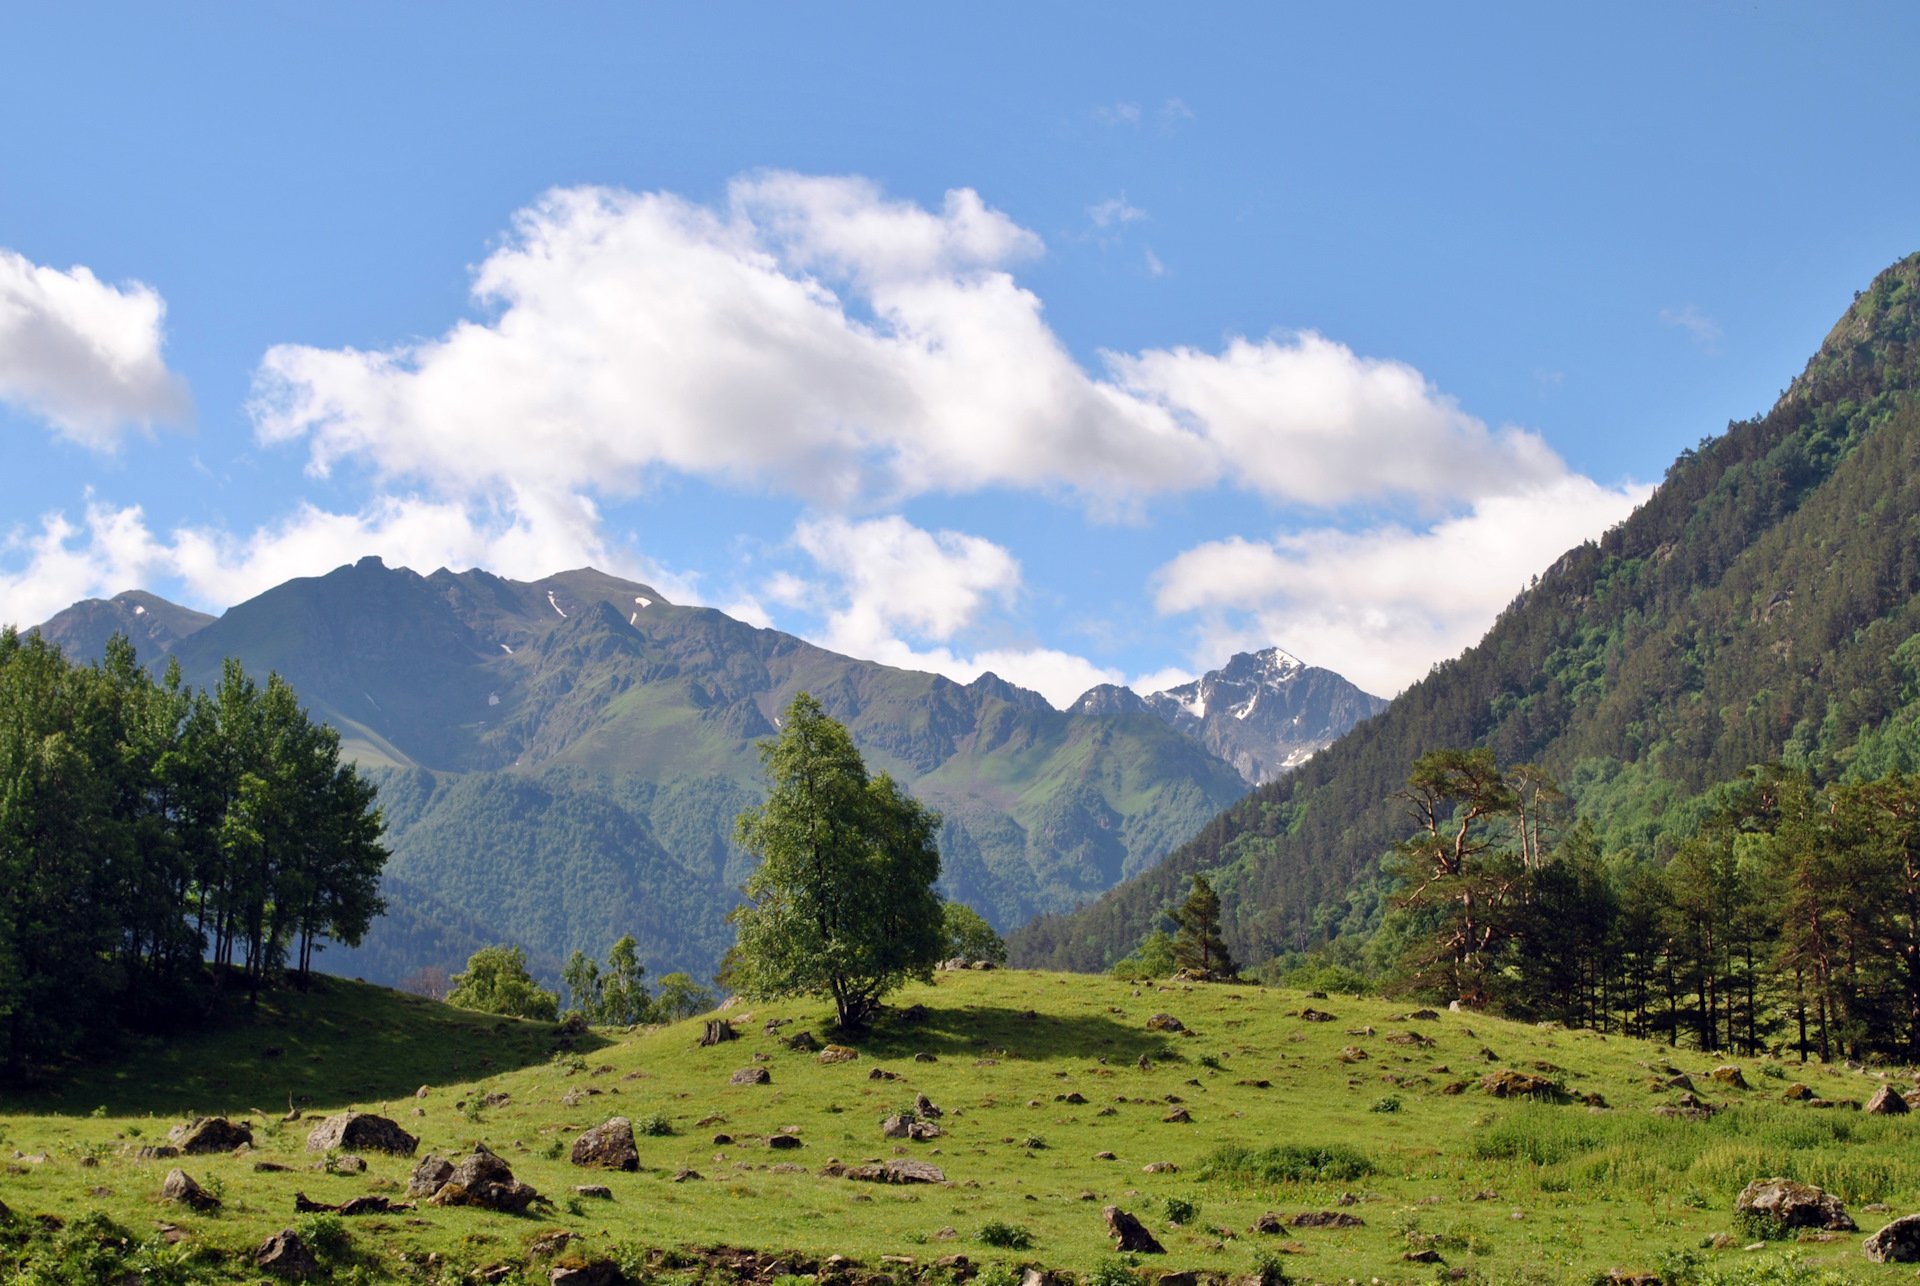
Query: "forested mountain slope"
1013 251 1920 971
38 562 1263 984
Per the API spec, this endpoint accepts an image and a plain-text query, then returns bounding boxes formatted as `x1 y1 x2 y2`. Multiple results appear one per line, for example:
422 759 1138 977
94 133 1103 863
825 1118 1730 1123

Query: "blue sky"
3 5 1917 703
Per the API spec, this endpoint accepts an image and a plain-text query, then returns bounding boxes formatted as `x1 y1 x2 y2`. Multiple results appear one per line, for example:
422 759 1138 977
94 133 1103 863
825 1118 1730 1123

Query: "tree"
653 971 715 1021
942 902 1007 964
599 935 651 1025
447 945 558 1021
1171 874 1238 979
561 949 602 1020
728 692 945 1030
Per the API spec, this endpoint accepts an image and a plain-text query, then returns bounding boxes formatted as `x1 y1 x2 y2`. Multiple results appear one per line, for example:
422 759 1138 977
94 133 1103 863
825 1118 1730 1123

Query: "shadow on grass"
853 1003 1179 1064
16 973 608 1117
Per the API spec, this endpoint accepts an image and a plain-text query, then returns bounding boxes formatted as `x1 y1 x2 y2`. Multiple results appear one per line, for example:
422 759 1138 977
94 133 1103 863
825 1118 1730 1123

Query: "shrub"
635 1112 674 1136
1370 1095 1402 1113
1086 1258 1142 1286
1163 1195 1197 1225
292 1212 351 1262
977 1222 1033 1250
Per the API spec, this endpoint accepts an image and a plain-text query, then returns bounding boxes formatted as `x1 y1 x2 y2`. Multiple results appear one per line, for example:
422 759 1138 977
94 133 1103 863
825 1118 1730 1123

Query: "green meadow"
2 968 1917 1284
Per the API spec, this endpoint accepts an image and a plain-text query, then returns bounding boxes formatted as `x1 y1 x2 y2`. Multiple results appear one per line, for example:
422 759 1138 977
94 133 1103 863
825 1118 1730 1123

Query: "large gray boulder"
1104 1205 1165 1253
1865 1213 1920 1263
570 1117 640 1171
1735 1177 1856 1232
423 1144 540 1213
255 1228 320 1278
160 1168 220 1210
305 1111 418 1155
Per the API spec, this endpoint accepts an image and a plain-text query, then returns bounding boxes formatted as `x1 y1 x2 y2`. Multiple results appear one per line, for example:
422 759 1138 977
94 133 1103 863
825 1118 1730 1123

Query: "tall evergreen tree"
1171 874 1237 979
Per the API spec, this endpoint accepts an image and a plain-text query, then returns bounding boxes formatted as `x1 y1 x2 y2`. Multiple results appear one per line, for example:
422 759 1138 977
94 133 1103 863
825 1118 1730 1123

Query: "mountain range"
1011 250 1920 973
33 562 1384 985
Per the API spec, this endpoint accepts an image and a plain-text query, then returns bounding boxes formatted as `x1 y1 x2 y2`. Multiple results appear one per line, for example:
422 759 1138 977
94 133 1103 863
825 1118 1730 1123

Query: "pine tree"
1171 874 1237 979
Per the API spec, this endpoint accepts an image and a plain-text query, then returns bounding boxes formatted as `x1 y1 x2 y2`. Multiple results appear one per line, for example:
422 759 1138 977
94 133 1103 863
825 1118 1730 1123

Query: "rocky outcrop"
1735 1178 1856 1232
570 1117 640 1171
419 1144 541 1213
168 1116 253 1154
305 1112 417 1155
1104 1205 1165 1253
255 1228 320 1278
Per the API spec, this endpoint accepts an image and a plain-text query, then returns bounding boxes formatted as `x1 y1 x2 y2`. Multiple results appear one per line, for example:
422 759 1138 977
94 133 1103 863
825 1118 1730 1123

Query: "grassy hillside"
4 970 1917 1283
1014 251 1920 974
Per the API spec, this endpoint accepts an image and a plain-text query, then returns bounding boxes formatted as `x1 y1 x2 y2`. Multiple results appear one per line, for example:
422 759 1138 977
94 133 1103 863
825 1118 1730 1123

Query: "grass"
2 968 1917 1283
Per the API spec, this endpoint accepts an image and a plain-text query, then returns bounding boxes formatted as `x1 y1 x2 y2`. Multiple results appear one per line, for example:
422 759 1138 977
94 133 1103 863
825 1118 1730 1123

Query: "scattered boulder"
868 1067 899 1081
786 1031 821 1052
424 1145 542 1213
328 1154 366 1174
573 1184 613 1199
1291 1211 1365 1228
1298 1007 1336 1022
293 1192 408 1216
845 1159 946 1184
1783 1083 1814 1101
1142 1161 1178 1174
730 1067 772 1086
305 1112 418 1156
1711 1066 1748 1089
1145 1013 1184 1033
134 1144 181 1161
1735 1177 1856 1232
255 1228 320 1279
1103 1205 1165 1253
407 1155 455 1198
1163 1108 1192 1124
913 1093 942 1118
673 1168 703 1182
819 1045 859 1064
1480 1069 1562 1100
160 1168 219 1211
168 1117 252 1154
570 1117 639 1171
1865 1213 1920 1263
550 1262 622 1286
1866 1086 1910 1115
699 1018 737 1046
768 1133 804 1150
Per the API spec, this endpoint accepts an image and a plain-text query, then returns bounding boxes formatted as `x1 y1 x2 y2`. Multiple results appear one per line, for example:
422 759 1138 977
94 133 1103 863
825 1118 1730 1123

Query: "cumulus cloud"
1659 304 1723 353
1153 476 1654 697
251 173 1572 525
0 491 626 631
0 250 191 447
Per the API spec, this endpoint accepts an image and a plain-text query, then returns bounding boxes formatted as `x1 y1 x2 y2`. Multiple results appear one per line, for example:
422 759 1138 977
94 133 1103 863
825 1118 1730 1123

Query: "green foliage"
1162 1195 1197 1225
446 944 559 1020
562 934 653 1025
942 901 1008 964
1197 1142 1374 1185
1086 1259 1142 1286
652 971 714 1022
1110 929 1176 981
977 1221 1033 1250
291 1212 352 1262
635 1112 673 1136
729 693 946 1030
1172 874 1237 978
1369 1094 1401 1113
0 630 387 1077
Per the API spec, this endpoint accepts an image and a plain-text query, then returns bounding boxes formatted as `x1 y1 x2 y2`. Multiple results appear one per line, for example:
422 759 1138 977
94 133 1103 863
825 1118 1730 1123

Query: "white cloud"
1153 476 1654 697
1108 333 1568 509
1158 97 1197 130
1144 248 1167 278
1088 195 1147 230
1093 102 1142 126
1659 304 1723 353
250 173 1572 527
0 249 191 447
792 514 1020 654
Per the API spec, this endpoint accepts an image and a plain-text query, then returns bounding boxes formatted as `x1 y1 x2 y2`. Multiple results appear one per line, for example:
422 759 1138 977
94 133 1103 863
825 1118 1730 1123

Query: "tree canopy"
0 628 388 1077
728 692 944 1030
447 944 558 1021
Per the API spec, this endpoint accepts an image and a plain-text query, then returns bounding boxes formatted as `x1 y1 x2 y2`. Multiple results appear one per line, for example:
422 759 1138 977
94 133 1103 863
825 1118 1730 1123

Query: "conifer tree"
1171 874 1237 979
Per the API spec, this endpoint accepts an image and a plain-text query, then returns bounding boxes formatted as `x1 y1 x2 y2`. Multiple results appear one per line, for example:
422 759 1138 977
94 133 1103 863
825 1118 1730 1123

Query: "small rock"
305 1112 417 1156
1162 1107 1192 1123
255 1228 319 1278
672 1168 703 1182
1145 1013 1184 1033
698 1019 738 1046
1291 1211 1364 1228
768 1134 804 1150
168 1117 253 1154
730 1067 772 1086
1711 1066 1748 1089
1142 1161 1178 1174
1735 1177 1856 1232
160 1168 219 1211
786 1030 821 1052
1103 1205 1165 1253
573 1184 613 1199
819 1045 859 1064
1866 1085 1910 1115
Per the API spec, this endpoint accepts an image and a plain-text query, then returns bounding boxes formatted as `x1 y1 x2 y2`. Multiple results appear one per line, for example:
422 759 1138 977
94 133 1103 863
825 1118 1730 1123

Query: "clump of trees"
1379 747 1920 1062
0 630 388 1077
448 944 558 1020
727 693 945 1030
942 902 1007 964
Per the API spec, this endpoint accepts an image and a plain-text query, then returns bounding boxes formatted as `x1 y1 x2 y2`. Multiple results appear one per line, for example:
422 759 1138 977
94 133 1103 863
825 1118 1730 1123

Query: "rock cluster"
409 1145 540 1213
1735 1177 1856 1232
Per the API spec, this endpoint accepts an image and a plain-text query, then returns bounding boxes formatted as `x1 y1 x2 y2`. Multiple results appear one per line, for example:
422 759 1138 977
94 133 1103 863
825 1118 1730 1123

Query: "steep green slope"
1013 251 1920 972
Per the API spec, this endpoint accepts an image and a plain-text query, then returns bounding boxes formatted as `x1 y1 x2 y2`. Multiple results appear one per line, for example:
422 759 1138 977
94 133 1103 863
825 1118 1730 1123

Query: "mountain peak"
1142 647 1386 784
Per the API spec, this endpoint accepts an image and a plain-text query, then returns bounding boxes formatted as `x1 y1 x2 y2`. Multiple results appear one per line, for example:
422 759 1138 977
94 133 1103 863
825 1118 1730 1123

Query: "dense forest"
0 630 387 1077
1013 252 1920 1016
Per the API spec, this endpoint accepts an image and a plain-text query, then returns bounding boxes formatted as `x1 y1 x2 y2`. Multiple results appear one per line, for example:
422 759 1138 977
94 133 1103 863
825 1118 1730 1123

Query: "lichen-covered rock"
1735 1177 1856 1232
1865 1213 1920 1263
305 1112 417 1155
819 1045 858 1064
407 1155 455 1198
1145 1013 1184 1033
845 1159 946 1184
425 1145 540 1213
160 1168 219 1210
168 1117 253 1154
730 1067 771 1086
255 1228 319 1278
1711 1065 1748 1089
1104 1205 1165 1253
1291 1211 1365 1228
570 1117 639 1171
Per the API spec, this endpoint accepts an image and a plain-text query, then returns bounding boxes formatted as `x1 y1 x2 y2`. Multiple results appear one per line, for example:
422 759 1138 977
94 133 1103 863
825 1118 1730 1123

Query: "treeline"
1375 749 1920 1062
0 629 387 1075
